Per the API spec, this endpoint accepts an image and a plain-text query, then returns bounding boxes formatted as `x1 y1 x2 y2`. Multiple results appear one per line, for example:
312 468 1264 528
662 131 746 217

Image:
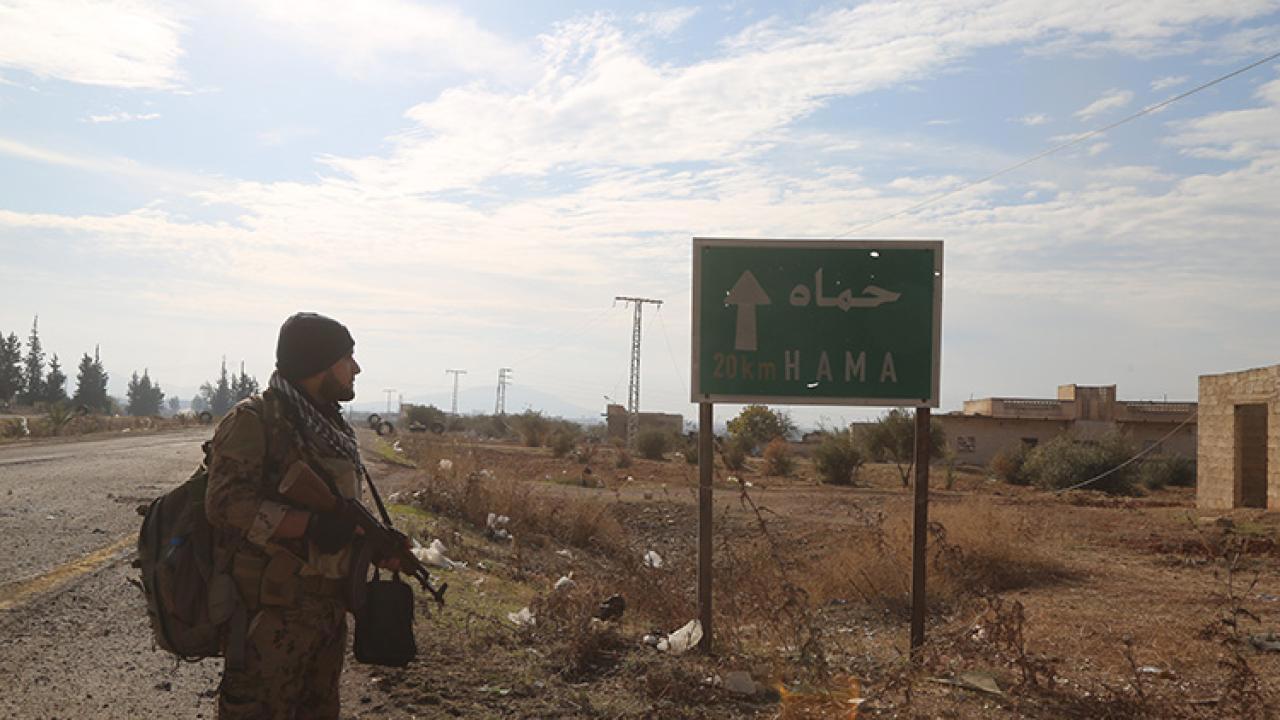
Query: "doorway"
1236 404 1269 508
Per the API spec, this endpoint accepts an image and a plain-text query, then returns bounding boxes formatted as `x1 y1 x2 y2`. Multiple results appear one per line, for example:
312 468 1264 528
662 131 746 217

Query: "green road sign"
691 238 942 406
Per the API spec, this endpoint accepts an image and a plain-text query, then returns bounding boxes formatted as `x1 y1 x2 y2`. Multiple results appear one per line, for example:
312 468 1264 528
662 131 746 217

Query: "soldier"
205 312 376 719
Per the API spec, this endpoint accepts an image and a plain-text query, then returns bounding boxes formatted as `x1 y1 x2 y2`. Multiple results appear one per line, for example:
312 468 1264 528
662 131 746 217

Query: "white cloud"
1151 75 1187 91
1074 88 1134 121
1165 75 1280 160
84 111 161 123
634 7 698 36
238 0 530 81
1087 141 1109 156
888 175 965 194
0 136 216 191
1014 113 1050 126
6 0 1280 414
0 0 184 89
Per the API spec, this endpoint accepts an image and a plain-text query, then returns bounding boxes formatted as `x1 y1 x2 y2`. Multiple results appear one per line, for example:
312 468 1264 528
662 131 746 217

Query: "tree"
230 361 259 402
126 369 165 416
20 316 45 404
200 358 235 415
44 353 68 404
0 332 21 403
73 345 111 413
167 396 181 415
191 395 209 413
858 408 946 487
726 404 797 451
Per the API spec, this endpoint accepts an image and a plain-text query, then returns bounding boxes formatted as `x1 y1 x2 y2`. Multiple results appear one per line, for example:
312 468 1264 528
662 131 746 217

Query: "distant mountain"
348 385 601 423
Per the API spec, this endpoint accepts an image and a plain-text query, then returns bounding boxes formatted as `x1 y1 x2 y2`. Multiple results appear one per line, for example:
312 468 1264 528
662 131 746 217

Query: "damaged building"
1197 364 1280 511
937 384 1197 467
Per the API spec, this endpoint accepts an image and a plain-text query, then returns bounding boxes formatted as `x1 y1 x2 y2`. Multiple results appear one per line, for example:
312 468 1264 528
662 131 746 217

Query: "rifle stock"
278 461 448 605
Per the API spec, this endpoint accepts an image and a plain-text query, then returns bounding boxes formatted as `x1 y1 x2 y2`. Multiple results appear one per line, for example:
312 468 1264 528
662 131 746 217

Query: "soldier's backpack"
134 442 226 660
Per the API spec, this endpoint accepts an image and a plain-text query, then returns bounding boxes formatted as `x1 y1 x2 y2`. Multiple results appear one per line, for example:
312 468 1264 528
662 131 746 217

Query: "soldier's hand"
305 511 357 553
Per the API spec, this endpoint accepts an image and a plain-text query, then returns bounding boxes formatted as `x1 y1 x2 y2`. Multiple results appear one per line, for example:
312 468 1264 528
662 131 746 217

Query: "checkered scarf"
268 371 367 484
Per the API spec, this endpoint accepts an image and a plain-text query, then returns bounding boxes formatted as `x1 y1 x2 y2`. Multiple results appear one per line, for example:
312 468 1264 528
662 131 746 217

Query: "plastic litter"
554 575 575 592
507 607 535 627
438 458 453 473
486 513 512 541
643 550 664 568
1250 633 1280 653
657 619 702 654
411 538 464 570
932 671 1003 695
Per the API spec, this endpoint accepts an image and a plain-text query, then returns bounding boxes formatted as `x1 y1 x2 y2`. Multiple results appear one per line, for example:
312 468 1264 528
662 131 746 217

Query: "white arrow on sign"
725 270 771 351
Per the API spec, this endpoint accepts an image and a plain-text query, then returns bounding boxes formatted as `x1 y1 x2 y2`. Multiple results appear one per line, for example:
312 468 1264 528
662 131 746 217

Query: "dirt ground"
4 426 1277 719
355 432 1280 719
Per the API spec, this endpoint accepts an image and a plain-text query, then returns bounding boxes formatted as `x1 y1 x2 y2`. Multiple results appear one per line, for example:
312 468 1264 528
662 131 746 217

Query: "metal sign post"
697 402 714 652
910 406 931 658
691 237 943 657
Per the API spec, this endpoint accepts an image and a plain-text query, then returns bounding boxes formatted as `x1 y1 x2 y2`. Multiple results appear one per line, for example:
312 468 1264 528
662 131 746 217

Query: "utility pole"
495 367 512 415
614 296 663 447
383 388 396 415
445 369 467 415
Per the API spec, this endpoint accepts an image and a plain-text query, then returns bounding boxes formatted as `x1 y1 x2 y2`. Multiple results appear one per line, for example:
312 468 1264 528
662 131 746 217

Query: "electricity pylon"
445 369 466 415
495 367 512 415
614 296 662 447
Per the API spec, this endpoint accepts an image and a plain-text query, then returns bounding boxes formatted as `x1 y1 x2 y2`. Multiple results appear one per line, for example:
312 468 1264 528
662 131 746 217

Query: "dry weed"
802 496 1073 616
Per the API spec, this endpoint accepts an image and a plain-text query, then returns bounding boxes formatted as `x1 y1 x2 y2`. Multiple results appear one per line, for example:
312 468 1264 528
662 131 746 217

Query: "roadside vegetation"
356 409 1270 718
988 430 1197 496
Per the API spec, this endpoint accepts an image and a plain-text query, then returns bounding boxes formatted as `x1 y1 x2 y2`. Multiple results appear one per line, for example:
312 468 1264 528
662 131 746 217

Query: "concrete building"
1196 365 1280 511
604 404 684 442
937 384 1197 466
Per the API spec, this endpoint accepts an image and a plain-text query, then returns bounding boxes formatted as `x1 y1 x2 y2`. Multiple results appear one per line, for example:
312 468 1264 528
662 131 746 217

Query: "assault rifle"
278 461 448 605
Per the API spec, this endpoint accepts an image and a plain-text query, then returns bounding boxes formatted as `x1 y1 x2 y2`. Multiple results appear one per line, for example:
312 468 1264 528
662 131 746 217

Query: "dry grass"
370 436 1280 717
0 412 203 442
800 496 1075 616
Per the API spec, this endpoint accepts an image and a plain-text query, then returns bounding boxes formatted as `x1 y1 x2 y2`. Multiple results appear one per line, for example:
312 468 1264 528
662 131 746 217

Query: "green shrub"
762 437 794 476
721 436 748 471
812 431 864 485
0 418 27 439
1021 431 1140 495
615 447 632 469
404 403 447 427
1139 454 1196 490
683 436 698 465
636 430 670 461
510 410 550 447
990 442 1032 485
858 409 946 487
550 429 577 458
726 404 796 451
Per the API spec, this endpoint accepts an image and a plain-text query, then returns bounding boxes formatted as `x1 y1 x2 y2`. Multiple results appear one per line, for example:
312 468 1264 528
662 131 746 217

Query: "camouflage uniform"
206 389 362 720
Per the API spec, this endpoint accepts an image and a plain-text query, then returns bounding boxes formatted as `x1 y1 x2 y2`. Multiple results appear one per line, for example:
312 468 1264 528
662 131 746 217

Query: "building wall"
1197 365 1280 511
939 414 1197 468
604 404 684 441
937 415 1072 466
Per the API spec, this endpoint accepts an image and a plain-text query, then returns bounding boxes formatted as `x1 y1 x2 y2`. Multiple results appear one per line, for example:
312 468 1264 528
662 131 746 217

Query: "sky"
2 0 1279 425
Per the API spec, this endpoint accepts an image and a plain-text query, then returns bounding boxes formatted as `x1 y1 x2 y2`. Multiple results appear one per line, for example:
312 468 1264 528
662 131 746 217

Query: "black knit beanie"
276 312 355 381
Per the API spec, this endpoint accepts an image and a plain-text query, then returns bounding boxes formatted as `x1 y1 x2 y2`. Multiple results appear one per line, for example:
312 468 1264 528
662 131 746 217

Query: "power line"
656 306 689 399
834 49 1280 237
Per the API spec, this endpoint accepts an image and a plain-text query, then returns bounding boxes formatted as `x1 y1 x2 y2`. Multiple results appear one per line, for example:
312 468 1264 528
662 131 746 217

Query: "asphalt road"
0 429 402 719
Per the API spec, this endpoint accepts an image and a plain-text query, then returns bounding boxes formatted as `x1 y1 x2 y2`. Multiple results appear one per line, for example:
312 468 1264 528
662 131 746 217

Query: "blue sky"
2 0 1279 423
